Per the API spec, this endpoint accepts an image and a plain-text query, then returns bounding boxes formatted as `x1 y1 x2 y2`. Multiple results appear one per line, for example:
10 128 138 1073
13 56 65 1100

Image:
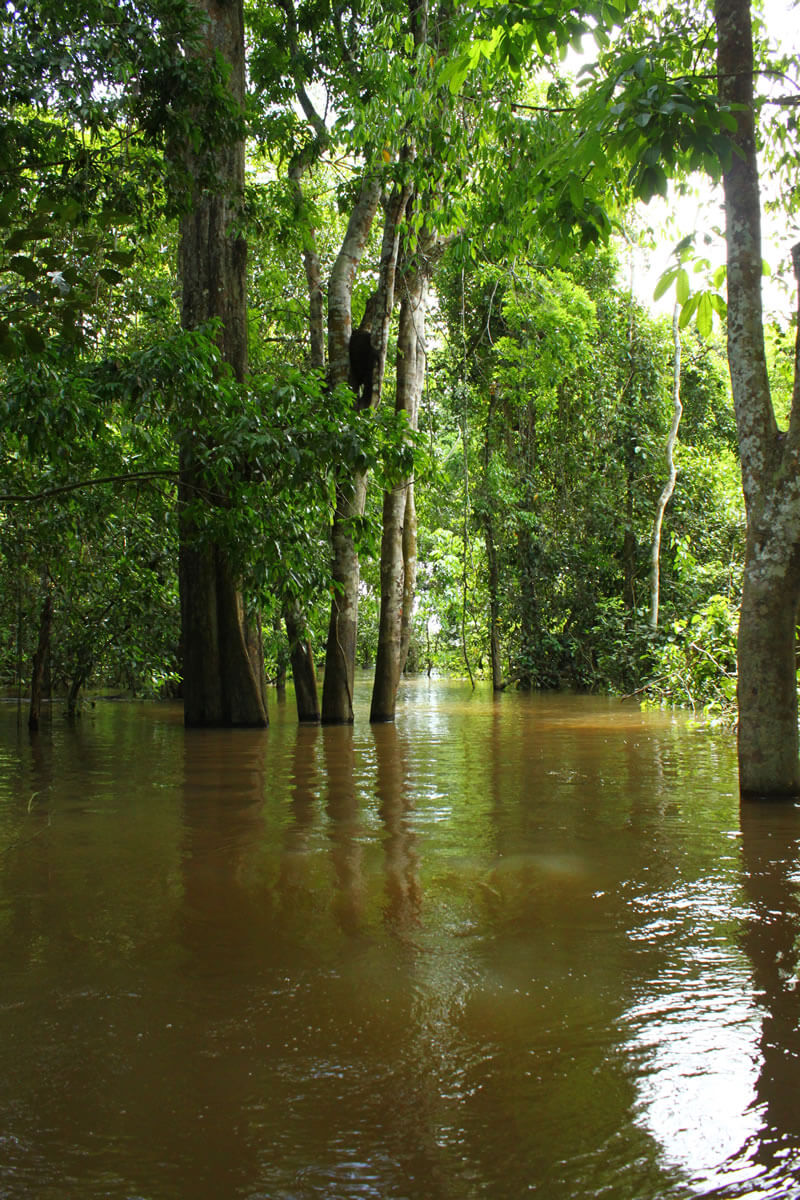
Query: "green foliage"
0 0 239 359
646 593 739 722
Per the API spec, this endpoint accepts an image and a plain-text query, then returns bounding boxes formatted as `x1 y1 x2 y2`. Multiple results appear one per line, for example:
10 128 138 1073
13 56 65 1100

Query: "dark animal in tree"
348 327 377 408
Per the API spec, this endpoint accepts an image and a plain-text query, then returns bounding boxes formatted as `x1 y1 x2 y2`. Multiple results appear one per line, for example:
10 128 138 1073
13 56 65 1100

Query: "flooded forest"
3 0 800 1195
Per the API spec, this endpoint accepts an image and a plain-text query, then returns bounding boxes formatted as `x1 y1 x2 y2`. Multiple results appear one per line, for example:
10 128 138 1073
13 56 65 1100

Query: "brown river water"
1 677 800 1200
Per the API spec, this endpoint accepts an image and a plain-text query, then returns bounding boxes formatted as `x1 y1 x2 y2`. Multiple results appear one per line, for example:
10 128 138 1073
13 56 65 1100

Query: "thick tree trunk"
716 0 800 796
178 0 266 728
371 254 428 722
179 533 267 726
28 586 52 732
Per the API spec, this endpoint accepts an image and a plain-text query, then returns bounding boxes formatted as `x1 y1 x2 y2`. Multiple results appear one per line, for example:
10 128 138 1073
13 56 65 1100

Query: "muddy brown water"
1 677 799 1199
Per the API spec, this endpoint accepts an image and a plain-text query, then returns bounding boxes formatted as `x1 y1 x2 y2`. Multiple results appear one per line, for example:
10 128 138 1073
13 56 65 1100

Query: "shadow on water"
0 684 799 1197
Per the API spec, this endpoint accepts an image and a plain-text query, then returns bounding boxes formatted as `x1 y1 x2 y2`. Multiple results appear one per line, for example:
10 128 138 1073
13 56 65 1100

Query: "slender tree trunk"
482 387 503 691
178 0 266 728
716 0 800 797
400 475 418 672
319 176 382 723
28 585 52 732
371 258 428 721
649 304 682 629
283 161 323 720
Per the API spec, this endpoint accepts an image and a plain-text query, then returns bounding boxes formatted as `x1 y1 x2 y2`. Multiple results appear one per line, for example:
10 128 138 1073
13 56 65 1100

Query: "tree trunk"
400 473 418 673
283 162 323 721
486 518 503 691
321 177 407 723
244 612 269 713
285 598 320 722
178 0 266 728
28 586 52 732
716 0 800 797
483 387 504 691
649 304 682 629
371 257 428 721
738 555 800 797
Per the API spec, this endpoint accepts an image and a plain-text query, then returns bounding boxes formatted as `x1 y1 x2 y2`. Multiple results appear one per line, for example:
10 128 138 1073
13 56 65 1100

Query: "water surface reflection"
0 681 798 1197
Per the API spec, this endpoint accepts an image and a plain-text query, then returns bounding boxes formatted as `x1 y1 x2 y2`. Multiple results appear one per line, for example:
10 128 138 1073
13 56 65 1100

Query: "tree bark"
716 0 800 797
371 255 428 721
178 0 266 728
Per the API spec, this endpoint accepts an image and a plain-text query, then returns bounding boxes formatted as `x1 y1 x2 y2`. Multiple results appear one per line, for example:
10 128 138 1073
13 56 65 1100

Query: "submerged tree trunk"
178 0 266 728
28 585 52 732
716 0 800 797
371 255 428 721
649 304 682 629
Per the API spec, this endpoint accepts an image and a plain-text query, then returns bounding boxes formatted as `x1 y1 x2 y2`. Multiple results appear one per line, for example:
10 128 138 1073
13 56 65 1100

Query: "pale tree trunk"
716 0 800 797
371 254 428 721
649 304 682 629
321 179 409 723
178 0 266 727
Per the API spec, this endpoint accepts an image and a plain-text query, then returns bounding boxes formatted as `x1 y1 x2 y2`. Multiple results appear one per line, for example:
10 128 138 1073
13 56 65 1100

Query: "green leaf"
709 293 727 318
653 266 677 301
675 268 690 305
107 249 136 268
696 291 713 338
678 294 699 329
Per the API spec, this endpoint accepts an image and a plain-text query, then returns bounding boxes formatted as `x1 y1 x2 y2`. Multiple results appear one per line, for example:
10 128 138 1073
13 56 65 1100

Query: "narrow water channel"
1 678 799 1199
